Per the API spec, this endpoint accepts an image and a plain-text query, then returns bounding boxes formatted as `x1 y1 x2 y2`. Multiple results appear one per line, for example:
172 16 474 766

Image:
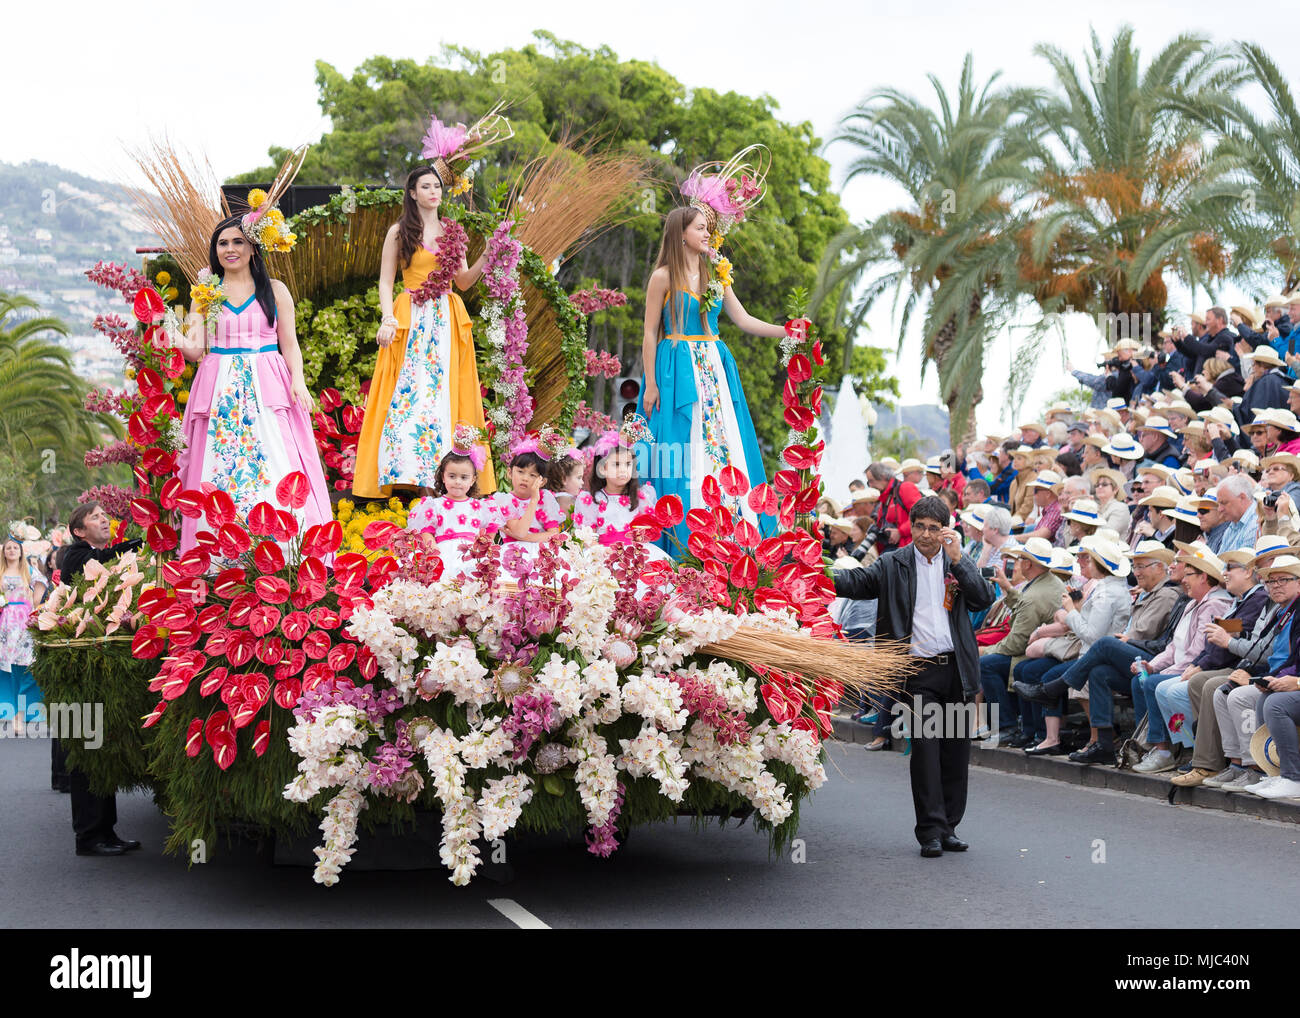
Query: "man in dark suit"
833 495 995 857
55 502 143 858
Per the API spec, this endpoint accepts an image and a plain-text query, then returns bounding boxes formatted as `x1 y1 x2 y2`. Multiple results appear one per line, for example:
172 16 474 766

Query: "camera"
979 566 996 578
1264 490 1282 509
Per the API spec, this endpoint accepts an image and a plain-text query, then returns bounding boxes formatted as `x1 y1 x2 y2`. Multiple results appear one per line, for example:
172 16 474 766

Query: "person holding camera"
856 461 923 555
832 496 994 856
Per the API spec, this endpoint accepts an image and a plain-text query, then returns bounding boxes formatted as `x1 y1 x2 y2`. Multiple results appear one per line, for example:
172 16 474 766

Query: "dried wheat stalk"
121 139 227 283
701 629 916 698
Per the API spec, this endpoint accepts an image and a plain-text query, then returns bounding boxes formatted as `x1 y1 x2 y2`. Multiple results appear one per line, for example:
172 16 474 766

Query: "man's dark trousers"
906 654 970 844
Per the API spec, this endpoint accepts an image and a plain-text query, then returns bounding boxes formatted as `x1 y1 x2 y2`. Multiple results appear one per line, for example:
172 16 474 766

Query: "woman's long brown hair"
396 165 443 269
651 206 714 337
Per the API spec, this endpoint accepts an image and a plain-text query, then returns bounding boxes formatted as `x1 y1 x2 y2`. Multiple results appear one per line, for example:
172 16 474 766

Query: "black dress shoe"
1002 730 1033 748
76 841 126 857
1024 742 1068 756
108 835 142 852
1013 681 1056 705
1069 742 1114 765
940 835 969 852
920 839 943 858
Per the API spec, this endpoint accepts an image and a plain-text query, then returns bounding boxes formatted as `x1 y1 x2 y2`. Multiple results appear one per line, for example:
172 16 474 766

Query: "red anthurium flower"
247 501 279 537
795 483 821 513
168 622 202 649
128 412 161 447
811 339 824 366
171 489 204 519
367 555 399 590
132 464 150 493
252 720 271 757
772 470 801 495
362 520 401 550
177 548 210 578
159 347 186 379
226 631 257 668
157 476 182 511
333 553 368 589
228 590 260 627
255 636 284 665
357 646 378 681
132 624 165 659
273 678 301 710
782 444 819 470
782 376 800 409
213 567 247 599
753 587 793 613
303 630 332 660
302 662 335 691
308 606 341 630
761 683 798 724
326 643 355 672
136 366 164 398
711 506 735 540
218 523 251 559
746 483 777 517
319 388 342 411
784 405 815 432
629 513 663 543
141 700 168 729
700 474 722 510
787 354 812 383
205 490 237 527
130 497 160 528
791 716 821 742
248 605 281 638
653 494 684 526
205 629 233 658
272 509 299 541
253 575 290 604
140 448 177 478
281 611 310 642
290 580 326 610
145 522 178 553
756 536 786 571
204 711 232 748
153 603 195 631
301 521 342 558
711 539 743 565
729 555 759 589
253 540 285 574
785 318 810 342
298 556 327 587
778 501 797 531
732 519 761 550
141 392 175 422
137 587 174 619
275 471 310 509
185 718 204 757
211 735 237 770
241 674 270 708
702 559 730 584
685 508 715 536
687 533 716 562
809 386 823 415
719 465 749 498
199 666 228 697
197 604 227 633
159 560 186 586
132 286 166 325
277 649 307 679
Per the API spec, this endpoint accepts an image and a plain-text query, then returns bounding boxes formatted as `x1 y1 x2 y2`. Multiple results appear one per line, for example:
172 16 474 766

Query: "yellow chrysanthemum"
155 271 171 286
183 364 195 380
715 258 734 288
177 391 189 405
265 208 285 227
247 188 268 210
709 231 725 250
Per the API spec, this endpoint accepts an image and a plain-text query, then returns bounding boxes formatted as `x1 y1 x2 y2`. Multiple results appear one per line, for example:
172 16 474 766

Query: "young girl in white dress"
406 428 502 580
493 438 564 547
572 421 670 561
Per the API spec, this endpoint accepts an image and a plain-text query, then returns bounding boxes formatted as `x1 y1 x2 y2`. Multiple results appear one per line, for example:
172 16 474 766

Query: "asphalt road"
2 734 1297 929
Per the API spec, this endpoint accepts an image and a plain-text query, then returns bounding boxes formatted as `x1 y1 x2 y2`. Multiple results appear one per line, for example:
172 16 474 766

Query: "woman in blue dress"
637 198 787 553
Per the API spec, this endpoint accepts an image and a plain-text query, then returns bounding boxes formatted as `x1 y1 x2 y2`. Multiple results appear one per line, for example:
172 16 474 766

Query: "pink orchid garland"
481 219 532 455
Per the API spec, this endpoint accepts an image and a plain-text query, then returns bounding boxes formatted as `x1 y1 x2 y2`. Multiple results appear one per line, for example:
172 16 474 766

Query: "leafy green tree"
0 293 121 525
869 425 933 462
232 32 897 465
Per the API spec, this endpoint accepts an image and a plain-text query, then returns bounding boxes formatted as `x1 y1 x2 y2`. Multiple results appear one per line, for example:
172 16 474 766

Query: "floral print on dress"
689 343 730 478
206 355 272 519
380 296 450 488
0 574 37 668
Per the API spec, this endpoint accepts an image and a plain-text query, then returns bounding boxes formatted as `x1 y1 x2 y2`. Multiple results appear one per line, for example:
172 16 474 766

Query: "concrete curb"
831 714 1300 825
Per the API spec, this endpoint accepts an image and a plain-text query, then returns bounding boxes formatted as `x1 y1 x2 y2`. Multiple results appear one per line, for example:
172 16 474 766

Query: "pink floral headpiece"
592 413 651 458
680 144 770 239
509 426 566 463
419 101 514 195
451 422 488 472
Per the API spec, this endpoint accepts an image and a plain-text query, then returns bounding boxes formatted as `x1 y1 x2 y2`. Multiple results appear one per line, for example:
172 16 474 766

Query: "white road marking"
488 898 550 929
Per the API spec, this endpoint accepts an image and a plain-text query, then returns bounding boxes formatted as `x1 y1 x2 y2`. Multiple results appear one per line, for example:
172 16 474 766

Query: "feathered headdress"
450 422 489 472
420 100 514 197
241 145 309 253
680 144 770 245
592 413 651 458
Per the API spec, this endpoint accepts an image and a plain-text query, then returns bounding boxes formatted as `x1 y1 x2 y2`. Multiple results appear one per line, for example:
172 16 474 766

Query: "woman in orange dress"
353 164 495 497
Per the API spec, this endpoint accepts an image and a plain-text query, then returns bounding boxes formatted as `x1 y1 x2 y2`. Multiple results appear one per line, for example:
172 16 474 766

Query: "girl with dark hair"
572 426 669 560
493 438 563 545
174 218 332 553
353 163 496 498
637 149 786 552
407 435 504 580
552 452 586 515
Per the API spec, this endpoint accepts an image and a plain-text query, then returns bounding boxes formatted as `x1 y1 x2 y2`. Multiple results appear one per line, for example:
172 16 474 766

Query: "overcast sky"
2 0 1277 438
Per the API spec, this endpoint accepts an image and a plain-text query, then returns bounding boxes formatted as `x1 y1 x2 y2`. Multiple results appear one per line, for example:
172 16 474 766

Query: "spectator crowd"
822 299 1300 800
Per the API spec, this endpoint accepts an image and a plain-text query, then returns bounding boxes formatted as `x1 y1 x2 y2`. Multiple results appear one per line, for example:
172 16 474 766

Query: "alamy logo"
49 949 151 998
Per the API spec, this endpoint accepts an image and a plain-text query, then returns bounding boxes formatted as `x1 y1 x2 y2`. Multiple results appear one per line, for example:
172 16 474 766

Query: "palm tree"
813 54 1042 444
1023 27 1246 325
0 292 118 523
1133 41 1300 293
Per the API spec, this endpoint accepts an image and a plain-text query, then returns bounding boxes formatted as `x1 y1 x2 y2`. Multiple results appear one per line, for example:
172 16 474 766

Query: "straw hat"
898 458 925 474
1166 496 1202 526
1251 535 1292 566
1250 724 1300 778
1006 536 1055 567
1138 485 1180 509
1048 548 1077 576
1106 397 1129 413
924 455 944 474
1018 420 1046 438
1080 536 1132 578
1088 467 1127 492
1137 463 1174 483
1139 415 1178 439
1250 346 1286 368
1115 338 1141 352
1045 402 1073 421
849 487 880 505
1263 453 1300 479
1102 433 1143 460
1189 312 1207 326
1192 457 1219 475
1129 539 1175 565
818 514 856 533
1258 554 1300 580
1062 498 1102 526
1095 408 1124 432
1265 294 1291 310
1081 434 1109 450
1031 448 1059 469
877 457 900 472
1229 450 1261 471
1173 540 1226 583
1030 469 1063 490
1170 468 1196 495
1255 408 1300 434
818 496 844 516
1190 486 1219 509
1010 445 1037 463
1199 406 1239 435
1165 398 1195 417
959 504 990 528
1232 305 1263 329
1178 421 1206 439
1218 547 1257 567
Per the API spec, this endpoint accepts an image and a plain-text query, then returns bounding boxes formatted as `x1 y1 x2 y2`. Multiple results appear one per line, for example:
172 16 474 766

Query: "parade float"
33 131 911 886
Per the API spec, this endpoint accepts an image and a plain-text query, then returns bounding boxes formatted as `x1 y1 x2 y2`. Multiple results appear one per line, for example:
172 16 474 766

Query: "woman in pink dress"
174 216 332 551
